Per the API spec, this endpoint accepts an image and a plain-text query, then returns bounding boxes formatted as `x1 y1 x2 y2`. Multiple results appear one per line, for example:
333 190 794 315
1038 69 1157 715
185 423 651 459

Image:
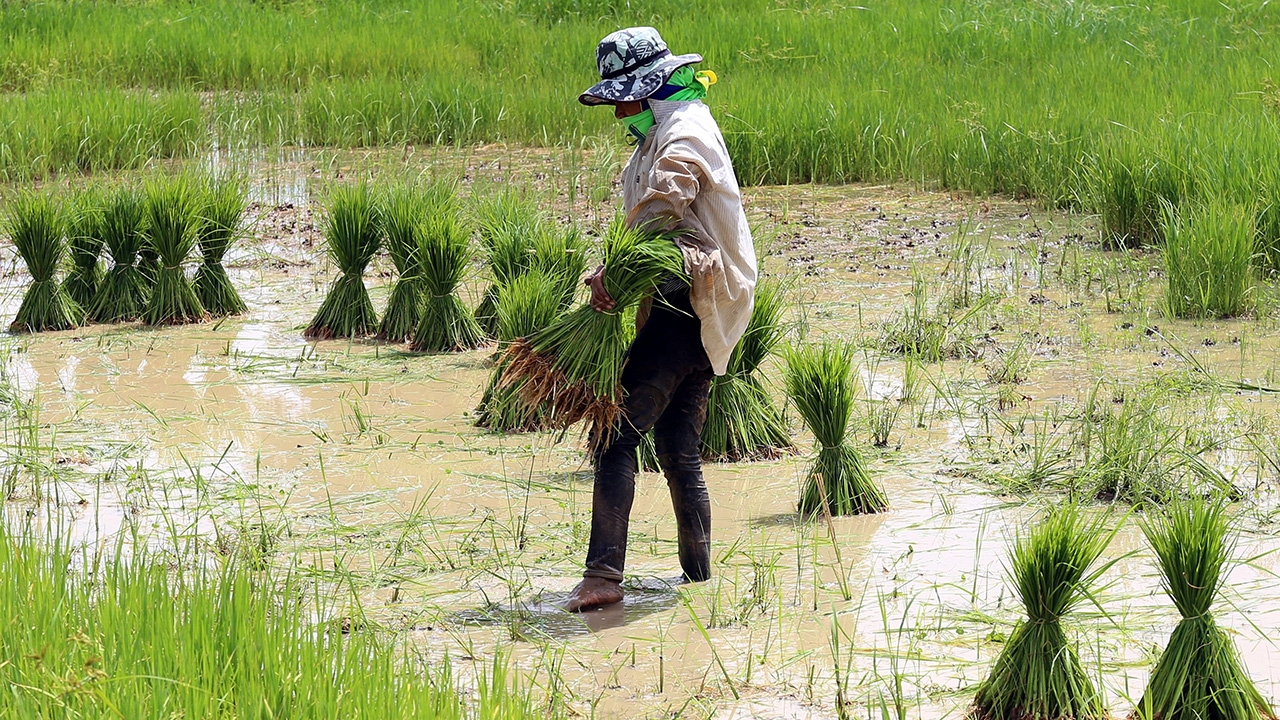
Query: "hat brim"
578 53 703 106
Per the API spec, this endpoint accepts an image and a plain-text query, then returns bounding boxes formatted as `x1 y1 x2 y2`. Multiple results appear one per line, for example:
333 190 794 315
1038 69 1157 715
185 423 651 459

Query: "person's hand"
585 265 615 312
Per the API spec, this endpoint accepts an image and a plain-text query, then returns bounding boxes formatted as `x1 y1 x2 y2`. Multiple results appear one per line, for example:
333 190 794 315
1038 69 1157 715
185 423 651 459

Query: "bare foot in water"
564 577 623 612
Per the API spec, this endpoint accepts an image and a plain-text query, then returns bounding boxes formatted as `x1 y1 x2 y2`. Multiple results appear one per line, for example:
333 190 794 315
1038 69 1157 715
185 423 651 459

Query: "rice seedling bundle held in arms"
193 178 248 316
703 279 792 461
1135 497 1276 720
971 504 1114 720
786 341 886 515
143 176 206 325
89 187 150 323
62 193 106 311
376 185 429 342
476 270 567 432
305 183 382 339
498 217 687 435
7 192 83 333
410 196 485 352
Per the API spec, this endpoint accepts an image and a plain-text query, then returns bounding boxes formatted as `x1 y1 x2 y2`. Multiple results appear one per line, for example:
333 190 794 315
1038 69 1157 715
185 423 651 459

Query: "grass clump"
142 175 206 325
88 187 150 323
1135 497 1277 720
193 177 249 316
476 270 566 432
786 341 887 515
410 192 485 353
702 279 793 462
1161 199 1255 319
6 192 82 333
878 272 989 362
498 218 686 436
62 192 106 311
305 183 382 339
970 504 1114 720
376 185 430 342
1096 153 1185 248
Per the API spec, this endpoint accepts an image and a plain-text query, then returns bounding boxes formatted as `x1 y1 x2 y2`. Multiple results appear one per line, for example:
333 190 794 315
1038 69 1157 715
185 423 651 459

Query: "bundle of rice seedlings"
528 222 589 309
971 504 1114 720
89 187 149 323
475 270 565 431
375 186 429 342
474 192 544 335
138 244 159 289
305 184 382 339
785 341 886 515
498 218 687 435
6 192 82 333
193 178 248 316
410 203 485 353
1135 497 1276 720
62 192 106 311
142 175 206 326
702 280 793 462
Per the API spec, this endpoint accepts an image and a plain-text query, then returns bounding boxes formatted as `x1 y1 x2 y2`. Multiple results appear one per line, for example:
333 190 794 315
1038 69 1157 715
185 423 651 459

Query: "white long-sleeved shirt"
622 98 758 376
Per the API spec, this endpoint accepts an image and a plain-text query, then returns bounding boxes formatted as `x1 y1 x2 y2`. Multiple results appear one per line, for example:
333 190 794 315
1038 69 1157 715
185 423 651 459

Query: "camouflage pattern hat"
579 27 702 106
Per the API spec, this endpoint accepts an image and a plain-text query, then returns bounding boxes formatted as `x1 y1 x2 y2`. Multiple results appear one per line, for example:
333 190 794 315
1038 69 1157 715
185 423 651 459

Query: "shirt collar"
649 98 698 125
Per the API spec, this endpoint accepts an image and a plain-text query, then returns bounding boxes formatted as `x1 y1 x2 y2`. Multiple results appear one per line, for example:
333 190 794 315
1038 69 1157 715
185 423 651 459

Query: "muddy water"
3 147 1280 719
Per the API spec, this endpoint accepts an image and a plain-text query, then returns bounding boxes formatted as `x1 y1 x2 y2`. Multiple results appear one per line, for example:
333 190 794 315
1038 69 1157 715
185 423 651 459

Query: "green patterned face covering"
620 67 717 143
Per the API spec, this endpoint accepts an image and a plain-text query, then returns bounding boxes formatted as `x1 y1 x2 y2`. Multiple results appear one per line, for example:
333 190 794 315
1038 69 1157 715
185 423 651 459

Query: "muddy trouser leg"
653 366 714 583
583 294 707 583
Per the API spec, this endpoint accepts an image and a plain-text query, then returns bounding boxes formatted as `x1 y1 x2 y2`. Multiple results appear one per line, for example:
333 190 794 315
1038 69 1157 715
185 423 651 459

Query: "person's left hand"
585 265 615 312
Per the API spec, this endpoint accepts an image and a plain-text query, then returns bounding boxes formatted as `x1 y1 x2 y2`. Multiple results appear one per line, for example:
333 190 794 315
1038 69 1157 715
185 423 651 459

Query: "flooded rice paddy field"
4 146 1280 719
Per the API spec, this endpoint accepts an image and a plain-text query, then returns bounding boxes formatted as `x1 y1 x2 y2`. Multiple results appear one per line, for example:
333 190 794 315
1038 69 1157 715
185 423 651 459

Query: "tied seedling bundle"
475 270 567 431
703 279 793 461
474 192 545 335
89 187 149 323
1136 497 1276 720
410 199 485 353
498 218 687 435
305 184 382 339
376 185 430 342
63 192 106 311
193 178 248 316
7 192 82 333
143 175 206 325
786 341 887 515
527 223 588 309
971 504 1114 720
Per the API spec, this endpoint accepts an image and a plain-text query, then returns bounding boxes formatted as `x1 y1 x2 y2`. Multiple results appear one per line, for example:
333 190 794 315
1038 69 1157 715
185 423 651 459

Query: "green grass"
1161 199 1256 319
0 523 548 720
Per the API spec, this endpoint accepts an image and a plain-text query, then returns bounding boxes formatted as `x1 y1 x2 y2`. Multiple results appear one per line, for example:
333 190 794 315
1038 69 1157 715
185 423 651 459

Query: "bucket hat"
579 27 702 106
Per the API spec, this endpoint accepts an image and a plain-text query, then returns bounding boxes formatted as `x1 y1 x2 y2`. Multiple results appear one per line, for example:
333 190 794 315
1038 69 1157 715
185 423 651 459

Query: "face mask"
623 108 656 143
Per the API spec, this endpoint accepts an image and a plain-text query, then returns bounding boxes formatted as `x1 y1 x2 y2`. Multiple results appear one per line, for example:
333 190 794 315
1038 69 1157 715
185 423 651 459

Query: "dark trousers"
584 288 714 584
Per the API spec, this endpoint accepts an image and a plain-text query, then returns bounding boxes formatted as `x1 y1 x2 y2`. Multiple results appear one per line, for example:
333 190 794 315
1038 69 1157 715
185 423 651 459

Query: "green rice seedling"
1136 497 1277 720
1161 199 1255 319
970 504 1115 720
410 201 485 352
89 186 150 323
61 191 106 311
375 185 429 342
1256 168 1280 276
527 223 589 310
786 341 887 515
702 280 793 462
476 270 565 432
305 183 381 339
142 175 206 325
193 177 248 316
498 217 687 436
474 192 545 335
1096 153 1185 247
6 192 82 333
878 271 990 362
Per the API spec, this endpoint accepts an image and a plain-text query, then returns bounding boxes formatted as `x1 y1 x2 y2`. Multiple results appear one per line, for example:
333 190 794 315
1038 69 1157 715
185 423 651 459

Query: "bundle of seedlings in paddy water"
89 187 150 323
527 222 589 309
193 177 248 316
1135 496 1277 720
474 192 545 335
971 504 1115 720
1161 198 1255 319
475 270 567 431
142 175 206 325
410 199 485 353
62 191 106 312
702 279 793 462
498 218 687 436
305 183 382 339
375 185 430 342
786 341 887 515
6 192 82 333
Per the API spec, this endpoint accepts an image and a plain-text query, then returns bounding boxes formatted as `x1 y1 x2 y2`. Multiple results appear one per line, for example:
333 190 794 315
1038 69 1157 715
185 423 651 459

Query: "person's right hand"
585 265 616 312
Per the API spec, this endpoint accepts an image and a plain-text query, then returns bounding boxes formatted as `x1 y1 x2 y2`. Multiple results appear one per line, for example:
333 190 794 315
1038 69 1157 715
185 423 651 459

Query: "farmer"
565 27 758 612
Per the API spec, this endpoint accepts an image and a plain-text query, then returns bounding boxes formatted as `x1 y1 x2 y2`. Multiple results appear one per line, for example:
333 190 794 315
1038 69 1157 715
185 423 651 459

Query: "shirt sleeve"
625 138 714 239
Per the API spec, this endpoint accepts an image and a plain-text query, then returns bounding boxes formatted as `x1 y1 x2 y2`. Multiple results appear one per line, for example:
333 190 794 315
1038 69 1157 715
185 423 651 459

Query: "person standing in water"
565 27 757 612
